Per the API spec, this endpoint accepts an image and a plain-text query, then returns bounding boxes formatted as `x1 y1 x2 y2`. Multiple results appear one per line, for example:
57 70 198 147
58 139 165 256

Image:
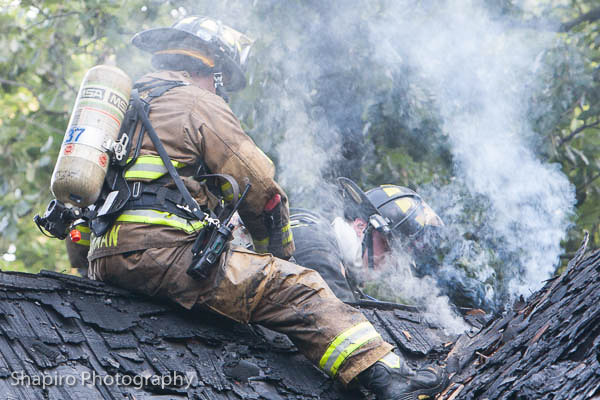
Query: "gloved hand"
264 194 287 259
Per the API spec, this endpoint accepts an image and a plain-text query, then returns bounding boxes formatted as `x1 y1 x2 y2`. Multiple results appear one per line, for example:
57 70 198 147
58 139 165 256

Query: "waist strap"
116 209 206 233
121 181 208 225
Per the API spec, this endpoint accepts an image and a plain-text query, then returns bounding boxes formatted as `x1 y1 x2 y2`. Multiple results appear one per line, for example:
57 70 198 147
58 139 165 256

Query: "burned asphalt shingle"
0 268 456 399
441 243 600 399
0 242 597 399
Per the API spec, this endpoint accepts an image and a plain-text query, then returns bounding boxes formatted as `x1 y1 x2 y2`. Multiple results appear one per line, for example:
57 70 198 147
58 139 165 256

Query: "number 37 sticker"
64 127 85 144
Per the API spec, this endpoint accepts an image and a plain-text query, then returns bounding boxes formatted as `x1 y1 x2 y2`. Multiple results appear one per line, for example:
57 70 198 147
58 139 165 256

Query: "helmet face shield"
403 225 443 273
224 26 253 67
409 224 442 252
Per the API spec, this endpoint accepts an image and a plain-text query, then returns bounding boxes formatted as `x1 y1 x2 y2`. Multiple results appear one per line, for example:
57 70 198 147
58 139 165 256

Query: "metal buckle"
113 133 129 161
132 181 141 199
369 214 391 234
101 137 114 152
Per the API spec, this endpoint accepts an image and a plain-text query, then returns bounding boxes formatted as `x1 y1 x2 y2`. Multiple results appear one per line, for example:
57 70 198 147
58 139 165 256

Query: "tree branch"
559 6 600 32
580 171 600 191
0 78 33 90
0 78 67 117
509 6 600 33
559 119 600 146
22 116 64 135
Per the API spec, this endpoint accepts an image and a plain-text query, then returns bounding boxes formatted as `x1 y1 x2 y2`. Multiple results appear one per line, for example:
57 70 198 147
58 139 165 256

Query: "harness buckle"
113 133 129 161
132 181 142 199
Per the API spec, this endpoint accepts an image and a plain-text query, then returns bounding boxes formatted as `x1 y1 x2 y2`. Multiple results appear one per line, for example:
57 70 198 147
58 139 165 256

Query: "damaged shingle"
3 246 597 398
441 243 600 399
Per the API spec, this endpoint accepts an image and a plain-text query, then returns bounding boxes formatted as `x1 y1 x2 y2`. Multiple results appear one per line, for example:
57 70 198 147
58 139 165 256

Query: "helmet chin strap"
213 72 229 102
361 227 375 270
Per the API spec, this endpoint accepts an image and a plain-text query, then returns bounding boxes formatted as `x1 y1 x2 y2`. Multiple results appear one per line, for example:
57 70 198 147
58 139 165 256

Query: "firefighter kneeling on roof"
290 178 446 303
76 17 447 399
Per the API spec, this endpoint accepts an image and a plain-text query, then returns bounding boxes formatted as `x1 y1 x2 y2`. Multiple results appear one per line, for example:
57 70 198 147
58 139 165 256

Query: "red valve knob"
70 229 82 242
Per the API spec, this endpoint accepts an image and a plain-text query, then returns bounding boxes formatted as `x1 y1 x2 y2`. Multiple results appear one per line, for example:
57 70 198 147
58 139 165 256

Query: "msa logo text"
108 92 128 114
81 87 105 100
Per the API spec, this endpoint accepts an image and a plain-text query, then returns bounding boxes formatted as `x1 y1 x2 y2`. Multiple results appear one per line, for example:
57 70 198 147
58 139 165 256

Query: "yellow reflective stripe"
320 322 370 370
380 352 401 369
282 222 293 245
253 223 293 252
382 186 402 197
124 169 166 180
124 155 186 180
329 330 380 376
77 228 91 241
253 237 269 253
77 225 90 233
73 224 90 247
221 181 234 202
116 209 205 233
319 322 381 377
126 155 185 166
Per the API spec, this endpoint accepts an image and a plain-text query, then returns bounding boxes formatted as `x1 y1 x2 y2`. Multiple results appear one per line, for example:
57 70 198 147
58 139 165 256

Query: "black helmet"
338 178 443 268
365 184 443 239
338 178 443 239
132 16 254 91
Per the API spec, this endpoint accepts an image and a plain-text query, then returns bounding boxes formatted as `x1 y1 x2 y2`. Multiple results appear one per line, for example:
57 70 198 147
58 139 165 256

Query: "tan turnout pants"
89 244 392 384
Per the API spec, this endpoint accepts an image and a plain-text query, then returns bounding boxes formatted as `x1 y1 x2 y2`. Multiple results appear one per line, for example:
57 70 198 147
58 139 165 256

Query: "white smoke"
167 1 576 318
358 249 469 335
367 0 574 300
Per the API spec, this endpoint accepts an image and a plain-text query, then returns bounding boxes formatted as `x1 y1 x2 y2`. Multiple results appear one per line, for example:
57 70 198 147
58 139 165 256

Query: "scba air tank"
51 65 132 208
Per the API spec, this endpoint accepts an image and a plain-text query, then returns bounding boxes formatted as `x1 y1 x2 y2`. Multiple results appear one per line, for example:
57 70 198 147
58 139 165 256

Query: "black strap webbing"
362 228 374 270
131 89 206 221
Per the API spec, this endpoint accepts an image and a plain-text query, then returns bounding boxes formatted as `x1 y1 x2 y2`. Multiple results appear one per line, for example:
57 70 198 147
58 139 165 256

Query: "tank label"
77 84 129 119
64 127 86 144
99 154 108 168
63 125 109 152
107 92 128 114
81 87 105 100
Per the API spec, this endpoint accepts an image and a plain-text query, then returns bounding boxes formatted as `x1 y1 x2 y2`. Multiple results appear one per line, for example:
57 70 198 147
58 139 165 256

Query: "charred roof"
0 240 596 399
0 268 461 399
442 240 600 399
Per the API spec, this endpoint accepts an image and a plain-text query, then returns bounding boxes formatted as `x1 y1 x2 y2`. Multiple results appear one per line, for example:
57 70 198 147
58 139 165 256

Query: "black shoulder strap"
133 78 188 98
123 79 189 168
130 88 207 221
91 79 240 235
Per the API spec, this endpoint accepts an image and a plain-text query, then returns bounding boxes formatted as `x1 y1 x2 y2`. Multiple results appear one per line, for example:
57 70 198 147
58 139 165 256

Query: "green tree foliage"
0 0 598 282
0 0 172 271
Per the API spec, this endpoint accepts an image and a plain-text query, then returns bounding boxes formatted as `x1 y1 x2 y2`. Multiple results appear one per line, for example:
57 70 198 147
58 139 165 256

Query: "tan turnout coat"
88 70 392 385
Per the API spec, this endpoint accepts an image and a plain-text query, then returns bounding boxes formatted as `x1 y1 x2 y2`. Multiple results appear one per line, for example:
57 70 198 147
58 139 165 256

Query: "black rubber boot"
358 352 448 400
